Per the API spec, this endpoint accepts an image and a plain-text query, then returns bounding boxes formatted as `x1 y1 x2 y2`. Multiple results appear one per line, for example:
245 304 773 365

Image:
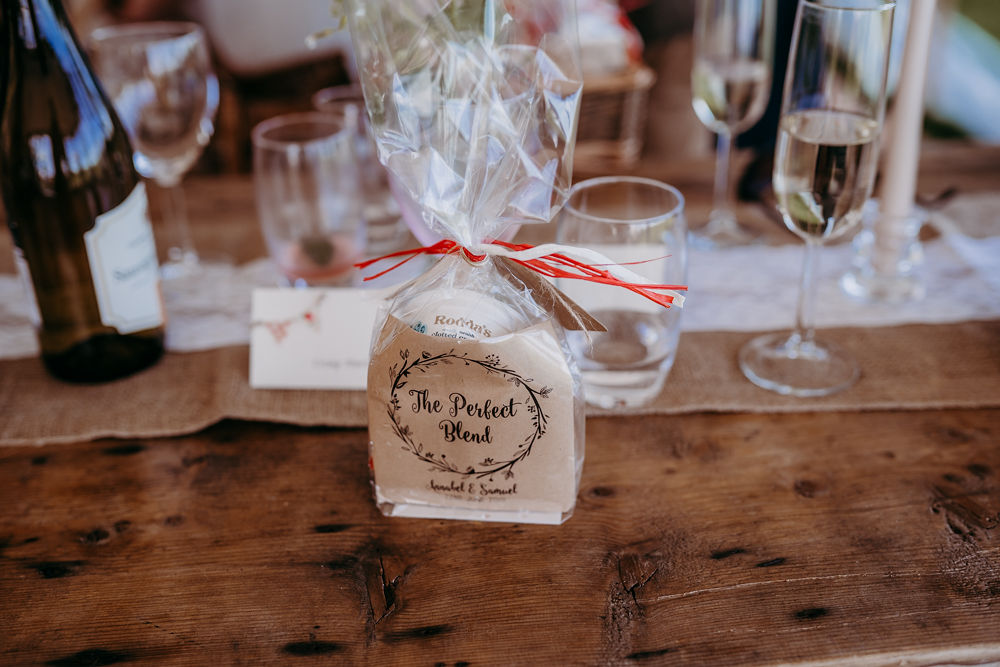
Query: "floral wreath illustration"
386 348 551 480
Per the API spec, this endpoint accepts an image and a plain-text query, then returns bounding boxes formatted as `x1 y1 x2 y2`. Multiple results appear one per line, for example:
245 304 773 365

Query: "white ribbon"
467 242 686 307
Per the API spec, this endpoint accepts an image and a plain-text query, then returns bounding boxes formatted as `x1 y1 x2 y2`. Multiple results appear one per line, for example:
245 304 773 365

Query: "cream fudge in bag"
338 0 676 523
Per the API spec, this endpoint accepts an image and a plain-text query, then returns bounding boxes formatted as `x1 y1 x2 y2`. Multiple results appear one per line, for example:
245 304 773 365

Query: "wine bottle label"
84 183 164 334
13 247 42 327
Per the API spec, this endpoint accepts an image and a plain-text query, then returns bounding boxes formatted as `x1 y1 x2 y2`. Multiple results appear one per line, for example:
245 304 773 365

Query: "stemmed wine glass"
739 0 895 397
691 0 775 248
90 22 220 280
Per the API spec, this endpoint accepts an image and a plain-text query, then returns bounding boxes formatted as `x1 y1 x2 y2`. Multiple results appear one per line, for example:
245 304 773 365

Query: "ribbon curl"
355 239 686 309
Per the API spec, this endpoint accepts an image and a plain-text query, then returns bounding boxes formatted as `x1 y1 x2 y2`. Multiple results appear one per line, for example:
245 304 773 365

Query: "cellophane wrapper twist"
343 0 581 246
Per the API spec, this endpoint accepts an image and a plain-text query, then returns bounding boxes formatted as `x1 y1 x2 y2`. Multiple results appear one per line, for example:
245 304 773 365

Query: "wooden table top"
1 411 998 665
1 142 998 665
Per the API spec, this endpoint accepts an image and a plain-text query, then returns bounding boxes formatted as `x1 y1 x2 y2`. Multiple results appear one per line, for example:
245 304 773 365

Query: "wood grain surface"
1 410 998 665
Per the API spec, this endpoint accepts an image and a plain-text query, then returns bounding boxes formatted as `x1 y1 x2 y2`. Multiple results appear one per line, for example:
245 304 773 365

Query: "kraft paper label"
368 316 578 518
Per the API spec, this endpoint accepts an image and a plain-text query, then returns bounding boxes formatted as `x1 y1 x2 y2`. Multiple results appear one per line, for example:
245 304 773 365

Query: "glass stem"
711 129 733 224
160 180 198 265
794 240 821 345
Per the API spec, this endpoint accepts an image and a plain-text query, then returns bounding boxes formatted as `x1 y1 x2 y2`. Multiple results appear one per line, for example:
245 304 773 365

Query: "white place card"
250 287 394 390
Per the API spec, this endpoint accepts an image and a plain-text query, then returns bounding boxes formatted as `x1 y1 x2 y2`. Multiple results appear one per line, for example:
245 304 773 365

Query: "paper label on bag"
368 316 578 517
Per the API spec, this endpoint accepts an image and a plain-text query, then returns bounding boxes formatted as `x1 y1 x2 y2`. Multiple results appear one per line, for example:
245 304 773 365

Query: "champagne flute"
90 22 220 280
691 0 775 248
739 0 895 397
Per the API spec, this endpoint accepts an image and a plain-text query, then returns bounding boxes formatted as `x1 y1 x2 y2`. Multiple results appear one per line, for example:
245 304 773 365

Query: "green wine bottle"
1 0 165 382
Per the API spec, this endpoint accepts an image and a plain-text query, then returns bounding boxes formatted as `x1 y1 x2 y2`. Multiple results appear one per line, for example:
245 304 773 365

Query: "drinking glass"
312 84 409 255
90 22 220 279
739 0 895 397
691 0 775 248
557 177 687 409
252 112 365 287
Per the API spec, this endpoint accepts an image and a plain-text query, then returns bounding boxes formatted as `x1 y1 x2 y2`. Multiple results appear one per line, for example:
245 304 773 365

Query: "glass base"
580 368 669 410
840 269 925 304
689 211 760 250
840 199 925 304
160 252 232 282
739 331 859 397
159 255 236 314
567 311 679 410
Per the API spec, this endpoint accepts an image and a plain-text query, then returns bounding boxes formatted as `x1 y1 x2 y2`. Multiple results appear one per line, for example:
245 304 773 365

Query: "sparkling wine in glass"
90 22 221 280
691 0 775 247
774 109 880 240
739 0 895 397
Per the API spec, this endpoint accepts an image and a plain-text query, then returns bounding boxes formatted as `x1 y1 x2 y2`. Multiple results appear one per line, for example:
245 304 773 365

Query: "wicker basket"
573 64 656 175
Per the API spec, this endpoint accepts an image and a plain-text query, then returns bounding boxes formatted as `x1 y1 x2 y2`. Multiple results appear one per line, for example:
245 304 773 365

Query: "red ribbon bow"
355 239 686 308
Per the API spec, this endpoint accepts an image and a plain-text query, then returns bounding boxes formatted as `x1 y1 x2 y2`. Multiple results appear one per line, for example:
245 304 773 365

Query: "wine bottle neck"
3 0 112 124
4 0 79 54
1 0 135 203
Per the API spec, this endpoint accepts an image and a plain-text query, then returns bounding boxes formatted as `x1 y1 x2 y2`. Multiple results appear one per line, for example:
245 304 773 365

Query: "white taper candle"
878 0 937 222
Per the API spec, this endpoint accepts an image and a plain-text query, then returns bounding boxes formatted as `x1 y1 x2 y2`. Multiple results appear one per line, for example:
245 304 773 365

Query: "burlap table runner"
2 320 997 447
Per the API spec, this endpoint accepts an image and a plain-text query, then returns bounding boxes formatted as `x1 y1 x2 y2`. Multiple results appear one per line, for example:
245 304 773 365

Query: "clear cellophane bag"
340 0 586 524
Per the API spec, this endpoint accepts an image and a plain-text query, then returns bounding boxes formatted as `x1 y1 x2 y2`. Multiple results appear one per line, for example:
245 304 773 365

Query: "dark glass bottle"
1 0 165 382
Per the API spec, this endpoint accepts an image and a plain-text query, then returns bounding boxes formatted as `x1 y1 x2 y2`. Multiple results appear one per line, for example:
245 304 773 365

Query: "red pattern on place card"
251 294 327 344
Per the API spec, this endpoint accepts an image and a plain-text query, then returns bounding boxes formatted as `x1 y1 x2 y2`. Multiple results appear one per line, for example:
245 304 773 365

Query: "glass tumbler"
557 177 688 409
252 112 365 287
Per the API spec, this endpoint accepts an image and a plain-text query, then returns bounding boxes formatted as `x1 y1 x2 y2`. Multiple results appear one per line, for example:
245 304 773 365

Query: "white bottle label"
84 183 164 334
